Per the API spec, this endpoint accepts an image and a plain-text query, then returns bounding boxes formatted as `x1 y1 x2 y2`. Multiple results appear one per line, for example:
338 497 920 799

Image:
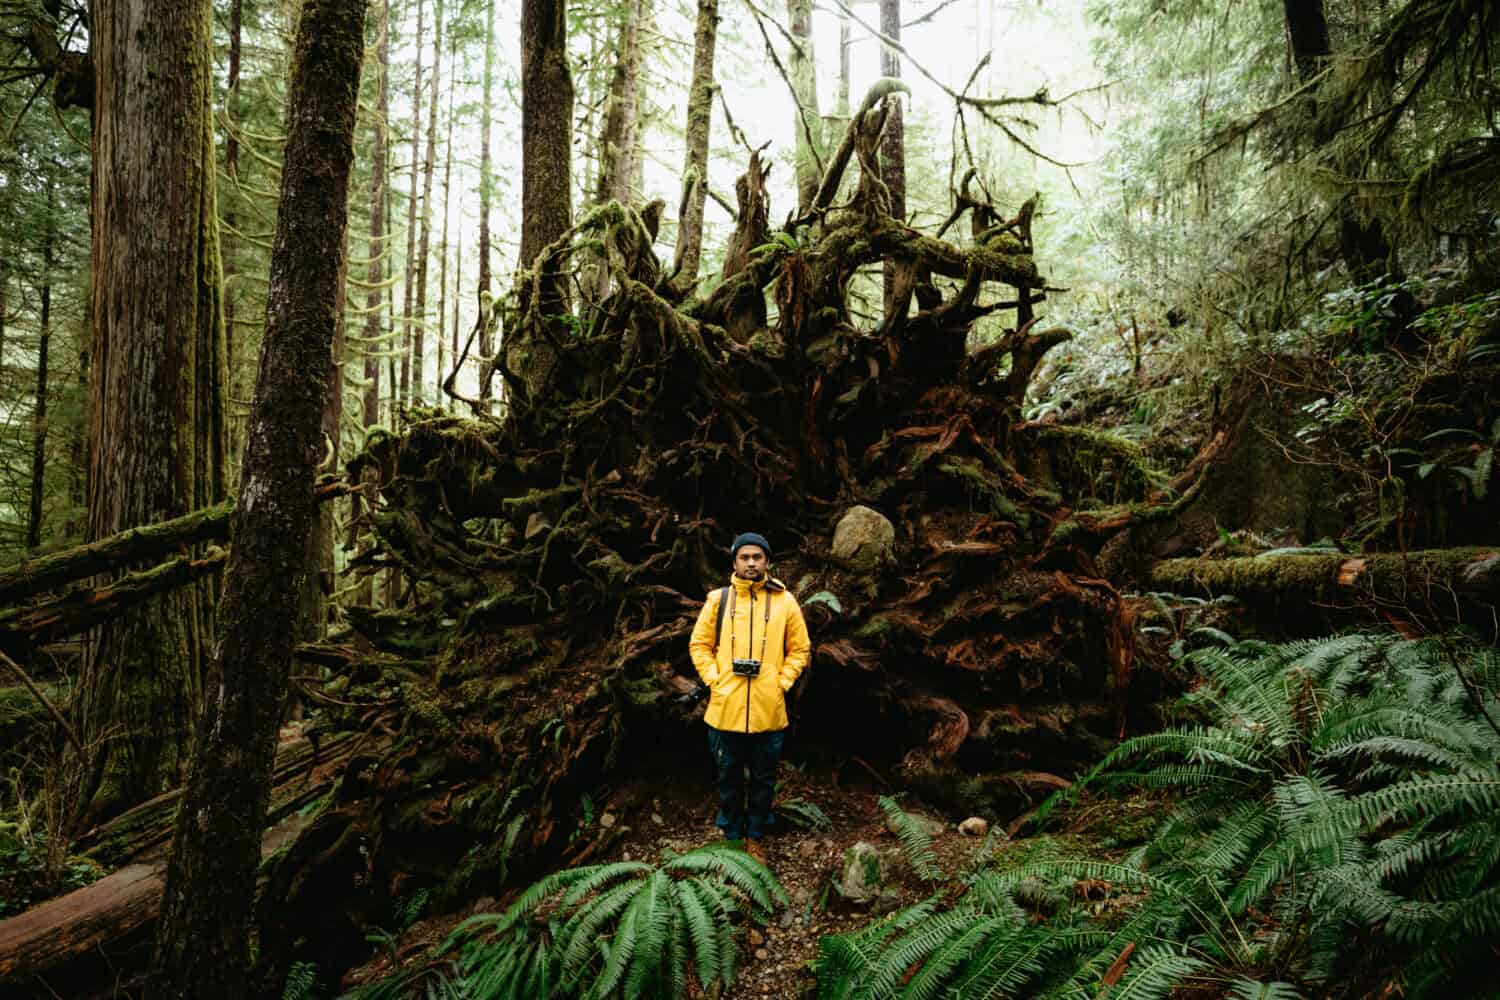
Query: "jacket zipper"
746 589 754 733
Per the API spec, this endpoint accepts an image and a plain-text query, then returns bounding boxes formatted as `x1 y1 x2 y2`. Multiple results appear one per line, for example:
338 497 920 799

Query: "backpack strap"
711 586 730 654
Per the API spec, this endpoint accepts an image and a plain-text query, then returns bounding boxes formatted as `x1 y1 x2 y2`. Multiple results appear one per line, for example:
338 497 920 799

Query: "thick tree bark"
477 0 496 404
398 0 425 413
28 192 53 551
594 0 644 208
413 0 445 406
507 0 575 405
671 0 718 284
787 0 822 214
149 0 367 994
879 0 906 318
81 0 229 815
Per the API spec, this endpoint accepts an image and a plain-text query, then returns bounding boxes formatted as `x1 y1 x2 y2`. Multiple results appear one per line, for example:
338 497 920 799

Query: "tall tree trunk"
786 0 821 215
80 0 228 816
1283 0 1330 83
671 0 717 284
413 0 444 406
477 0 495 405
837 8 850 116
437 42 455 408
29 193 54 551
223 0 243 477
302 225 348 643
879 0 906 318
594 0 643 207
1282 0 1391 282
398 0 425 414
508 0 575 405
592 0 644 299
358 0 389 605
150 0 367 994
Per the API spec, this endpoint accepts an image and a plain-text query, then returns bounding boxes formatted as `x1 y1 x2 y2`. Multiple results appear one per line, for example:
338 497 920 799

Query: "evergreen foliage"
878 795 944 883
342 843 786 999
814 631 1500 998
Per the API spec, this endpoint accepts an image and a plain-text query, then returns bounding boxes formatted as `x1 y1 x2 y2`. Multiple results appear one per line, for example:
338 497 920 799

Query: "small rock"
796 839 819 861
831 505 895 573
778 908 796 929
754 948 769 961
621 850 632 861
600 812 617 828
749 929 764 946
651 813 664 826
885 810 946 840
835 841 886 903
958 816 989 837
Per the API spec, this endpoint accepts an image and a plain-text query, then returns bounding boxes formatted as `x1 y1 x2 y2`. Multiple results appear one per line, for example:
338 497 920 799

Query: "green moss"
1023 426 1157 504
402 682 455 739
936 457 1026 524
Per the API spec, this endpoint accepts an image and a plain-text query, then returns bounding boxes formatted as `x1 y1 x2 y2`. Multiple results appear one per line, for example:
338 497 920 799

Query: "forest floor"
340 750 1169 998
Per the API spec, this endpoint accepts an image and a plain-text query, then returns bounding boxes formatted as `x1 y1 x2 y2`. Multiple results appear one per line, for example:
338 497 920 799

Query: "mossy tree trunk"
150 0 367 993
671 0 717 284
412 0 444 406
80 0 229 818
398 0 425 413
508 0 575 406
477 0 496 404
27 183 53 551
878 0 906 319
787 0 822 214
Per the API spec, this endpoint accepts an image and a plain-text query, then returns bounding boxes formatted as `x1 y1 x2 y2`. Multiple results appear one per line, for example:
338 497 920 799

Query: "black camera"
732 658 761 678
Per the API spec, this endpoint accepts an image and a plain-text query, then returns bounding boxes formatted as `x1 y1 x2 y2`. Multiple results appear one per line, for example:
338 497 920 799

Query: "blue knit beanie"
730 532 772 560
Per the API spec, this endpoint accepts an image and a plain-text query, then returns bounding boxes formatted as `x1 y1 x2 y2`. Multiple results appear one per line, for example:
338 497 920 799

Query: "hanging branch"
820 0 1089 169
743 0 826 182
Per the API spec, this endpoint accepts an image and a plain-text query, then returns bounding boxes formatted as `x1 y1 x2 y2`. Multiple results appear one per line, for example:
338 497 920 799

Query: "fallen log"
0 478 352 607
73 731 361 865
0 548 229 655
0 731 364 987
1151 548 1500 610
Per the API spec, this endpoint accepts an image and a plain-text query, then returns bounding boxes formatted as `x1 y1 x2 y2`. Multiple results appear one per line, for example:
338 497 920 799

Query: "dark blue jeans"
706 726 785 840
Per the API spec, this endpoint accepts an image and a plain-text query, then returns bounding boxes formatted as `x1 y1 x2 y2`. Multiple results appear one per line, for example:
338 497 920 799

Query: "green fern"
878 796 944 883
428 843 782 1000
282 961 322 1000
778 795 833 830
816 631 1500 1000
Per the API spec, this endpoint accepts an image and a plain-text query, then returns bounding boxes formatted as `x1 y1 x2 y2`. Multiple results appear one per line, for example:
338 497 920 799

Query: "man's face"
734 545 768 580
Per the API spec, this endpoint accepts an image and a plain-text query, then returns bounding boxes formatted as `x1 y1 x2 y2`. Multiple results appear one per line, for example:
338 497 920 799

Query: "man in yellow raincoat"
688 533 811 859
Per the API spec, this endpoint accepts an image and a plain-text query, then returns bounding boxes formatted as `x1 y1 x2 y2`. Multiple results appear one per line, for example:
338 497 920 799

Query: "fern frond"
1108 943 1208 1000
878 796 945 882
1227 977 1305 1000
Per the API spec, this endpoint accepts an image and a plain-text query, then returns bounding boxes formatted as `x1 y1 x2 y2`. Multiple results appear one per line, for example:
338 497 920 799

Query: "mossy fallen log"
0 732 364 987
0 478 352 608
0 548 229 656
1151 548 1500 610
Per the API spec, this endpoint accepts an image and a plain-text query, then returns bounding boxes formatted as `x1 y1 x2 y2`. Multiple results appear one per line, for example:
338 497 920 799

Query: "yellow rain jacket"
689 575 811 733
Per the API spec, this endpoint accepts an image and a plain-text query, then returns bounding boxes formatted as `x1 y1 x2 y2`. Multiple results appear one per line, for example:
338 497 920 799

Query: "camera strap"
726 585 773 666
